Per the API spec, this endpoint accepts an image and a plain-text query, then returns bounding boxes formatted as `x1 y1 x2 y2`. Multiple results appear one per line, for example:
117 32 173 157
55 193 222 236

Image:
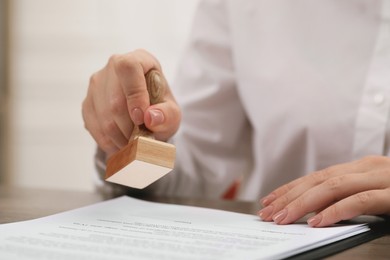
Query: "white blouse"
96 0 390 201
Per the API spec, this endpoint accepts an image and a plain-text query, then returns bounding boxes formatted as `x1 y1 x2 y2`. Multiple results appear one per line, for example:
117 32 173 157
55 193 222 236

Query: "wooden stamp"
105 70 176 189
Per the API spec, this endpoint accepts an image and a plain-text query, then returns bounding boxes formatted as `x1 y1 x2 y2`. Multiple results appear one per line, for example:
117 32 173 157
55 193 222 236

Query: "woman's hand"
82 49 181 158
258 156 390 227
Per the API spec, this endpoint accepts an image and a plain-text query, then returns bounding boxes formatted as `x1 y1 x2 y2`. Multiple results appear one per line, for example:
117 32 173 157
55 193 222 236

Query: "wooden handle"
145 69 165 105
132 70 166 139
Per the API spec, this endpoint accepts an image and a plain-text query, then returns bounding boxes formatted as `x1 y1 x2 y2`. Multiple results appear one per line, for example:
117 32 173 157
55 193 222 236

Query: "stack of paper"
0 196 369 259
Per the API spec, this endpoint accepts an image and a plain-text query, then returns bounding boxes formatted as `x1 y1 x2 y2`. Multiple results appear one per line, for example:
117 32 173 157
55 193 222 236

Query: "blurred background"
0 0 199 191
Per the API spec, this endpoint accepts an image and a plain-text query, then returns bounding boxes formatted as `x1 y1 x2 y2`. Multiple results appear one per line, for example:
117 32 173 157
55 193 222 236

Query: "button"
373 93 385 105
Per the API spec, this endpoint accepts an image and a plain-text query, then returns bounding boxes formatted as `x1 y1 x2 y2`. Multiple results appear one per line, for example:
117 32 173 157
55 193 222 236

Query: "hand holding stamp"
105 70 176 189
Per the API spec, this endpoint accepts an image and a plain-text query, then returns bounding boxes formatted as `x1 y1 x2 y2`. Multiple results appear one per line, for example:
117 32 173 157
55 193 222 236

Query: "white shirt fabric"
96 0 390 201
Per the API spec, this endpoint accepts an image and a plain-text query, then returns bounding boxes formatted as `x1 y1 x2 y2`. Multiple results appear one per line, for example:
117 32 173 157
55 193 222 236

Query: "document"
0 196 369 260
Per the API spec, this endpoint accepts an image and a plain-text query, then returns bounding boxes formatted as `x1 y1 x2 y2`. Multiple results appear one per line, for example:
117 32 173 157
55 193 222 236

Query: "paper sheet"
0 196 369 260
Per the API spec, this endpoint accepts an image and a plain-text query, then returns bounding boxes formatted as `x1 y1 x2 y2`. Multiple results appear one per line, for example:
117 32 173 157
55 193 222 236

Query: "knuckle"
126 90 146 103
81 100 93 129
354 192 371 206
311 166 337 184
89 73 96 87
88 70 102 91
363 155 380 162
108 54 120 66
324 175 345 191
284 182 296 193
328 204 342 220
321 166 335 177
82 116 90 131
276 184 292 195
277 195 291 207
102 120 117 136
291 197 306 210
109 96 127 115
114 53 138 73
81 99 88 116
133 48 148 55
133 48 161 70
359 155 386 167
99 135 114 151
86 128 115 153
309 171 326 185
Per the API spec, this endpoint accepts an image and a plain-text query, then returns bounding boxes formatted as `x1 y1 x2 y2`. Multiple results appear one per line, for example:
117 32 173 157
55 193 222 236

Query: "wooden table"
1 185 389 259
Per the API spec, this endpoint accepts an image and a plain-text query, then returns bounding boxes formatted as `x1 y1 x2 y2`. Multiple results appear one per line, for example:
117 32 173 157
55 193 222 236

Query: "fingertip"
140 99 181 142
307 214 323 227
131 107 144 125
261 193 276 206
272 208 288 224
147 109 165 127
258 205 274 221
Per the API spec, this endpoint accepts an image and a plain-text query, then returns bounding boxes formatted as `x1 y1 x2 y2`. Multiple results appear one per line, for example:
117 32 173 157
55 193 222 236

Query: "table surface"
1 185 390 259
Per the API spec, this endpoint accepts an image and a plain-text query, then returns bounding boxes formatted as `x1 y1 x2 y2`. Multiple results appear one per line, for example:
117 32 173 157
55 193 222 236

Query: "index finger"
112 49 162 126
260 159 366 207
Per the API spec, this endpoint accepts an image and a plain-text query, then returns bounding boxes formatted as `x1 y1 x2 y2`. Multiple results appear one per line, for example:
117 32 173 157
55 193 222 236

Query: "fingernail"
308 214 322 227
258 205 274 221
131 107 144 125
261 194 276 206
149 109 164 126
273 208 288 224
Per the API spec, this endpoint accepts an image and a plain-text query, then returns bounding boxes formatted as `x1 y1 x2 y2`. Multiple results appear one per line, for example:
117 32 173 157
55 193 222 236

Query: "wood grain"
105 70 176 188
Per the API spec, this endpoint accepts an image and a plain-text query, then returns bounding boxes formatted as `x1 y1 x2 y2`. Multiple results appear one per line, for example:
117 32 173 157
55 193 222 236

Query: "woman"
82 0 390 227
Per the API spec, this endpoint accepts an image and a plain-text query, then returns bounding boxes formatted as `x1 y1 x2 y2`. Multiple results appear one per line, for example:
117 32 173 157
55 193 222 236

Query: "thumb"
143 70 181 141
144 102 181 142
